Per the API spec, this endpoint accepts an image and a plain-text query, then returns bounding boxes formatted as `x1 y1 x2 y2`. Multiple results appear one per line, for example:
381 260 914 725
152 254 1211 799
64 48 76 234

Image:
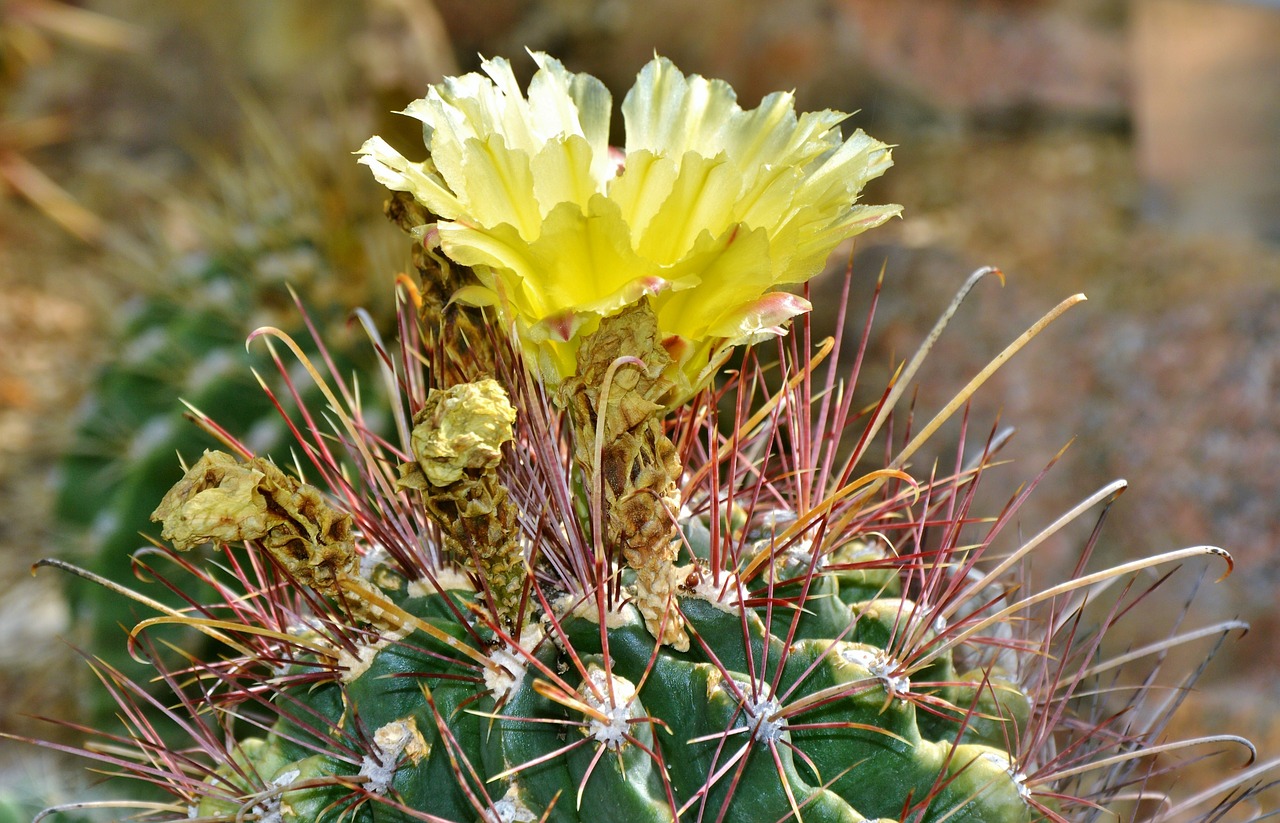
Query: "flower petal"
532 134 599 218
527 52 613 184
775 201 903 285
651 223 777 342
622 56 741 163
705 290 813 342
441 196 656 327
458 135 541 240
634 151 740 265
607 149 679 241
355 136 463 220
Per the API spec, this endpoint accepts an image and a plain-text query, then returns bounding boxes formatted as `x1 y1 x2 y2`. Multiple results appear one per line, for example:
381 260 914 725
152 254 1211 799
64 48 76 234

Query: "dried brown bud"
395 380 528 632
559 303 688 650
151 450 356 595
400 378 517 488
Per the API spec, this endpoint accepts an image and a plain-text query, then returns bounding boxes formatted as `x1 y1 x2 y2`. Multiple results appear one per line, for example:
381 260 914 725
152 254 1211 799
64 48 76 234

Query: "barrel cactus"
25 52 1273 822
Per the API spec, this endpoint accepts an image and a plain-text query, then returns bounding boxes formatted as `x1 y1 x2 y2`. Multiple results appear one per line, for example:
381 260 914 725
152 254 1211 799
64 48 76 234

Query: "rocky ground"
2 0 1277 816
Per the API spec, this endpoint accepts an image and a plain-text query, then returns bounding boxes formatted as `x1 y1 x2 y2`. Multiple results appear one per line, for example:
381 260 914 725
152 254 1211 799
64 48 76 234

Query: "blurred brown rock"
838 0 1128 123
435 0 1129 127
1133 0 1280 243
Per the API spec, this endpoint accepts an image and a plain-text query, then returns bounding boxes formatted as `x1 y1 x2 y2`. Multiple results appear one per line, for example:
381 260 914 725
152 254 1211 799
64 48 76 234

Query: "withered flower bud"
151 450 355 595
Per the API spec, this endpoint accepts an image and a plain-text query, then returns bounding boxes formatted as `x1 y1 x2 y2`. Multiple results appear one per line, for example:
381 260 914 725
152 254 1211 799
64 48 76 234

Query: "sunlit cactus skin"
170 548 1038 823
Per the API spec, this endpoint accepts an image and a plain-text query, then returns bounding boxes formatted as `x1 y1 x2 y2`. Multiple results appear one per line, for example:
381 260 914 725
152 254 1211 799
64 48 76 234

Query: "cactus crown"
21 52 1274 823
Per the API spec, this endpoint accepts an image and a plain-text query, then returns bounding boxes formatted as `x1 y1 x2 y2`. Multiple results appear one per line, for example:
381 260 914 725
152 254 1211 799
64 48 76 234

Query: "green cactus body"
192 555 1038 823
58 266 344 688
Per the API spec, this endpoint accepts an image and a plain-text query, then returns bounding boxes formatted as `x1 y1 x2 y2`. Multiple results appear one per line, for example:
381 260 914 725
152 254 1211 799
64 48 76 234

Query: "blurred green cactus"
53 122 395 692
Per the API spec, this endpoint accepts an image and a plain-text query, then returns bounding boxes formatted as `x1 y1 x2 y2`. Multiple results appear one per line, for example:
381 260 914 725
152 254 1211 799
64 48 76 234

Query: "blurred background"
1 0 1278 816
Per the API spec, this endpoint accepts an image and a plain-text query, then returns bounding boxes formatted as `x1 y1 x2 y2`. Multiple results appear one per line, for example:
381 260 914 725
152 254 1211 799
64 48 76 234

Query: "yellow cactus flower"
359 52 900 399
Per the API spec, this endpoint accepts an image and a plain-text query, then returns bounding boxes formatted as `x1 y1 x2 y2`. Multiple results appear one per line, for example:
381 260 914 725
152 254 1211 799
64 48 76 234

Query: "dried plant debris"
151 449 355 595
